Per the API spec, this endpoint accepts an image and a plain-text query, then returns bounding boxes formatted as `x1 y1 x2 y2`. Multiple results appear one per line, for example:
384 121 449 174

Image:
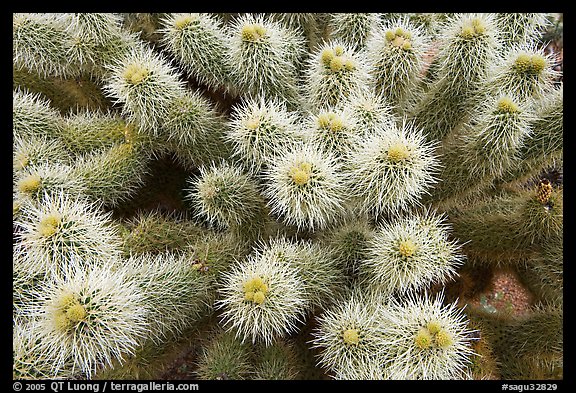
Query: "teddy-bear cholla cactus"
304 106 359 158
360 211 465 296
194 329 253 380
380 292 477 379
13 88 64 140
311 288 387 379
14 191 122 279
22 261 148 378
13 134 71 175
327 13 380 48
304 40 370 109
338 88 396 137
217 241 309 346
347 120 440 218
495 13 551 48
159 13 236 95
263 142 347 231
227 95 304 173
366 17 430 112
411 13 500 142
227 14 304 105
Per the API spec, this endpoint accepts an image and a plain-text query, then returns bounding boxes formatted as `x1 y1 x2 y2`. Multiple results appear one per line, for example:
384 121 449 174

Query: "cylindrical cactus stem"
123 252 214 344
268 13 324 54
366 17 431 113
60 110 131 155
14 163 87 203
430 93 535 208
216 241 310 346
498 84 563 187
13 191 122 279
185 161 268 242
311 287 388 379
304 39 371 109
517 234 562 304
379 291 478 380
303 106 360 158
338 88 397 138
103 44 186 135
227 14 304 106
226 95 304 174
13 134 71 175
161 89 231 170
119 210 205 256
252 339 300 380
13 88 64 140
13 13 79 78
327 13 380 49
70 138 151 208
159 13 238 95
263 142 347 232
346 120 440 219
359 210 465 297
194 328 253 380
495 13 552 48
411 13 500 142
487 43 559 103
20 261 148 379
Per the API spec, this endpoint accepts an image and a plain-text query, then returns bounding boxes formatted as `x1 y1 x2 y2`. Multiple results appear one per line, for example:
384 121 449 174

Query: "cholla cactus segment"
380 292 477 379
328 13 380 48
366 17 430 110
70 141 150 207
227 14 304 105
13 134 71 174
13 88 64 140
14 163 87 202
217 245 309 345
14 191 122 279
103 45 185 135
338 88 397 137
263 142 347 231
304 40 371 108
23 261 148 378
347 120 440 218
13 321 76 380
495 13 551 48
411 13 500 141
195 329 253 380
227 96 304 172
186 161 266 230
304 107 360 157
360 211 465 296
159 13 237 95
60 110 129 155
487 43 559 103
519 183 563 245
123 252 213 344
13 13 78 78
253 339 300 380
311 288 388 378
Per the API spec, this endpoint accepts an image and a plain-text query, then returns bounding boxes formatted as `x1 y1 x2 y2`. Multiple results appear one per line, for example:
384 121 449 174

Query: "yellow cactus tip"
435 328 454 348
317 113 332 129
58 292 77 309
414 327 433 349
399 238 417 258
38 213 62 237
395 27 405 36
253 290 266 304
530 54 547 73
174 14 196 30
385 30 396 41
334 45 345 56
330 56 344 72
343 58 356 71
252 276 264 289
17 174 42 194
241 23 266 41
291 169 311 186
123 63 149 85
66 303 87 323
54 313 71 331
343 328 360 345
401 41 412 51
460 24 475 39
426 320 442 335
387 143 411 162
321 48 335 66
472 17 486 34
514 53 532 73
497 97 520 114
402 30 413 40
254 24 267 37
329 116 344 132
244 290 255 301
245 117 260 130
